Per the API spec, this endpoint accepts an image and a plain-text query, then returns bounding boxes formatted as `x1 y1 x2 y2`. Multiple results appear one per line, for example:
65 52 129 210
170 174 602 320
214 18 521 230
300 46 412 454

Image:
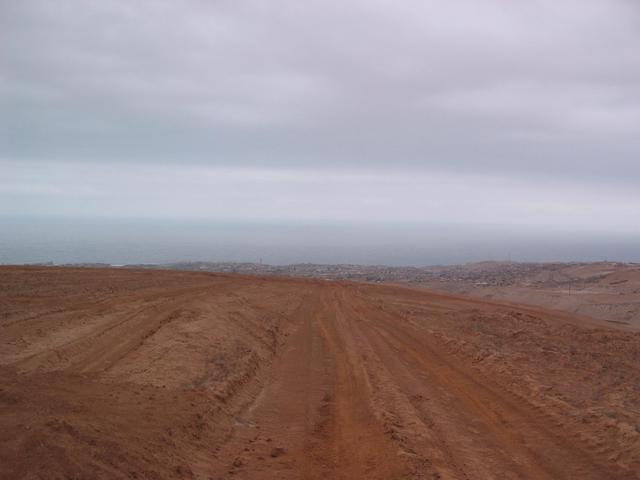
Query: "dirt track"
1 267 639 479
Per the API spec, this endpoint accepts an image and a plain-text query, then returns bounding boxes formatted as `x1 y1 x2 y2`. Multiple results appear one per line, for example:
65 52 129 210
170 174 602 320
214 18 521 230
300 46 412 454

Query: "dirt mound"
1 267 639 479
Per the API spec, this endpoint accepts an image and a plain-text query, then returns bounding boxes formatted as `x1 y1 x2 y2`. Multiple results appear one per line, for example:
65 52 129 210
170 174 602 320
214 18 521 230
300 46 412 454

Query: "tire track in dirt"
193 281 639 480
13 285 215 373
2 268 639 479
340 284 634 479
312 286 405 479
208 286 334 479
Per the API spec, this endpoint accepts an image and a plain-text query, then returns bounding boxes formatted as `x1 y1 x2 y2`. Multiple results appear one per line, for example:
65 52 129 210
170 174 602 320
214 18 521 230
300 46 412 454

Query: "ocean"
1 216 638 266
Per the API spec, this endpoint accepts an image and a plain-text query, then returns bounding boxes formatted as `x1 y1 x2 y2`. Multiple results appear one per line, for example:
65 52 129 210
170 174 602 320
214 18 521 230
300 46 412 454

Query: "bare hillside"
1 267 639 479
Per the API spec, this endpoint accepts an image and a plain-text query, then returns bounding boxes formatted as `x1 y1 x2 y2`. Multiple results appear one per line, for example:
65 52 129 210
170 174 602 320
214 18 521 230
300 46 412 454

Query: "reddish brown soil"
1 267 639 479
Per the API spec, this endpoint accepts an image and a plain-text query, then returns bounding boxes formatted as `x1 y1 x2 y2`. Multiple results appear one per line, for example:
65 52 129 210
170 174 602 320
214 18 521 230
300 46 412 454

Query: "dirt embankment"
1 267 639 479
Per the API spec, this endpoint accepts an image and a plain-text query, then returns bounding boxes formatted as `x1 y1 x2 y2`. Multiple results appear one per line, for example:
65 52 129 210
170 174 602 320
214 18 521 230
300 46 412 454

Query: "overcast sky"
2 0 640 235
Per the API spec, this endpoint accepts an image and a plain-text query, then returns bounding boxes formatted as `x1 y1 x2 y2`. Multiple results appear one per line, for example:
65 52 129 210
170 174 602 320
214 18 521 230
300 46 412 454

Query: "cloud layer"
2 0 639 230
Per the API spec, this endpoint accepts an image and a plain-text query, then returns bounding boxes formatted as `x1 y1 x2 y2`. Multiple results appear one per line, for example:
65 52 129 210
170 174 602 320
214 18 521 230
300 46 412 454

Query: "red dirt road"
1 267 639 479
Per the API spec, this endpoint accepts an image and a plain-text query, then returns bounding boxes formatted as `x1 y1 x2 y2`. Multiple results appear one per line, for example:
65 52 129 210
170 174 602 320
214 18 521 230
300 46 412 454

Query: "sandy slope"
419 262 640 329
1 267 639 479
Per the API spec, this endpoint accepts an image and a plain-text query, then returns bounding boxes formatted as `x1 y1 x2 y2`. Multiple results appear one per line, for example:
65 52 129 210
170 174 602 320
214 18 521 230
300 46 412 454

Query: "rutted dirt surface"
1 267 639 479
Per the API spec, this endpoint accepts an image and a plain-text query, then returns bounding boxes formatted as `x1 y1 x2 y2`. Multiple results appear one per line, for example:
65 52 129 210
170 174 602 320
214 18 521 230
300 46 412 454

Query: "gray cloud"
1 0 640 223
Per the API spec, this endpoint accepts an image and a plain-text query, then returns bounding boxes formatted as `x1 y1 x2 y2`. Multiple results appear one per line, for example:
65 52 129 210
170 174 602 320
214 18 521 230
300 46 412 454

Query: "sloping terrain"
419 261 640 329
1 267 639 479
118 260 640 328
